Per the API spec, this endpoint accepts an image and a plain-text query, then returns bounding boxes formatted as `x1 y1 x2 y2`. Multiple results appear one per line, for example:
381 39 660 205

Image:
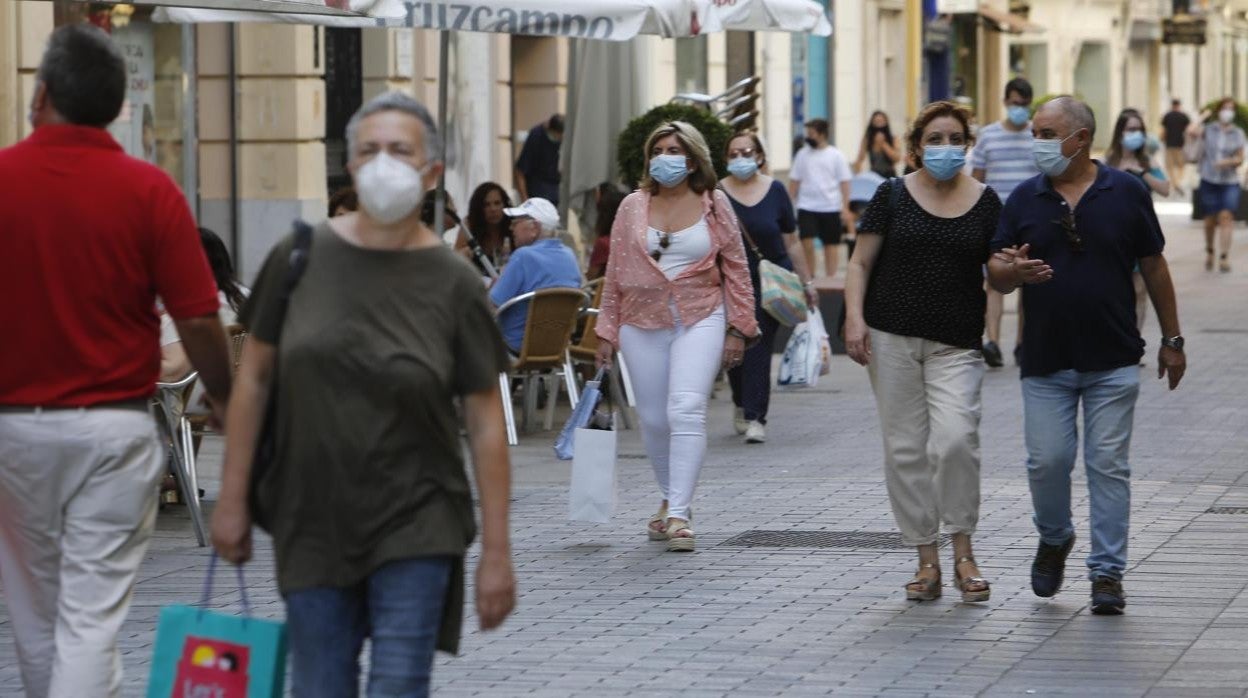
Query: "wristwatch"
1161 335 1185 351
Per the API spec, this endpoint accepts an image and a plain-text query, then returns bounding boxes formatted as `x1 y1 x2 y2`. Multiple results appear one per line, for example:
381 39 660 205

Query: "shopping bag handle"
199 552 253 618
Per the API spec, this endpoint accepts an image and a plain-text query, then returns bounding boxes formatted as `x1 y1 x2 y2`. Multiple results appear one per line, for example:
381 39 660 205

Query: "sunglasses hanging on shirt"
650 230 671 262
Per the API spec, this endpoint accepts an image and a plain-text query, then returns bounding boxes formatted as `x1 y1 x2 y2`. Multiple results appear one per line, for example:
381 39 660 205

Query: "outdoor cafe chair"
153 324 247 547
153 371 206 546
494 287 589 445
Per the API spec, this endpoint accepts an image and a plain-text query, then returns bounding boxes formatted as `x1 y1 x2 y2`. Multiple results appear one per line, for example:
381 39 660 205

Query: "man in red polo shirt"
0 24 233 697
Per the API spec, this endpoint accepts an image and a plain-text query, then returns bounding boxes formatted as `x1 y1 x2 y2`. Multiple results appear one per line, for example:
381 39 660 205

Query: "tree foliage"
616 103 734 190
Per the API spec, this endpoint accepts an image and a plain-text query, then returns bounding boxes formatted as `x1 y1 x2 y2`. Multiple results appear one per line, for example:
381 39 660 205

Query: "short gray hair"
38 25 126 127
1044 96 1097 139
345 91 442 161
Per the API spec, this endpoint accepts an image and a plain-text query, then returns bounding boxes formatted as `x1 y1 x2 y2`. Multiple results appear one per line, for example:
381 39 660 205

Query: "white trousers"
618 306 725 522
866 329 985 546
0 408 164 698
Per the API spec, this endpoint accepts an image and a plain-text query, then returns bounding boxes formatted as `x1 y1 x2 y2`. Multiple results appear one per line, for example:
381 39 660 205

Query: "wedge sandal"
954 556 991 603
905 562 942 601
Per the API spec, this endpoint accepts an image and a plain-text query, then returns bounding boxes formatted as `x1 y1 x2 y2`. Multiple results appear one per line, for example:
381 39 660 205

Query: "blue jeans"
1021 367 1139 581
285 557 453 698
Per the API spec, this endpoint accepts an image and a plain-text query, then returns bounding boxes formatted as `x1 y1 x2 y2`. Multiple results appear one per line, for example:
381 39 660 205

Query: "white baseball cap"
504 197 560 231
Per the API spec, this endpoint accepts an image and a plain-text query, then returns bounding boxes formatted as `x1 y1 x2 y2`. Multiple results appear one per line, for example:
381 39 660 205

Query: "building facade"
3 0 1245 278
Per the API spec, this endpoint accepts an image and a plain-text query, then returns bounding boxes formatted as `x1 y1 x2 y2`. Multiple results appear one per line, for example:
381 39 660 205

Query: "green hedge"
616 103 734 190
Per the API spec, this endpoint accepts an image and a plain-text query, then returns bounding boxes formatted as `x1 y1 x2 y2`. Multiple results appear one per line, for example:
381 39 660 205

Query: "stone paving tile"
1 214 1247 697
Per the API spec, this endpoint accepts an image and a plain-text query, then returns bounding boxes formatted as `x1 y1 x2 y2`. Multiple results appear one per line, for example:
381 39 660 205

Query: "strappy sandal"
954 556 991 603
647 507 669 541
666 518 694 552
905 563 941 601
1219 254 1231 273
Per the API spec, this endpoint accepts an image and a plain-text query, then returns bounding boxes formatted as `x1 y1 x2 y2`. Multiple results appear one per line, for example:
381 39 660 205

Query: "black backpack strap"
282 220 313 300
271 220 314 344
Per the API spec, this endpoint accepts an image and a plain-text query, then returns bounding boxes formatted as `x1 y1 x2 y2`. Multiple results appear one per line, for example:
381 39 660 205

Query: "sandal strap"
955 556 976 564
666 520 693 537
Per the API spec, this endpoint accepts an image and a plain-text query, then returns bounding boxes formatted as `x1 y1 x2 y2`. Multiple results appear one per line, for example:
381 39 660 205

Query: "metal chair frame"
153 372 206 546
154 324 247 547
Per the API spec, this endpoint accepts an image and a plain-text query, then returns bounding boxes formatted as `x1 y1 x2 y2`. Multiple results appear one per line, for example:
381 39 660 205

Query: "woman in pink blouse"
595 121 759 552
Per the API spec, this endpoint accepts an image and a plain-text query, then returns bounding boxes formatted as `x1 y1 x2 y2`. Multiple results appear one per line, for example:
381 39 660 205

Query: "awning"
152 0 724 39
976 2 1042 34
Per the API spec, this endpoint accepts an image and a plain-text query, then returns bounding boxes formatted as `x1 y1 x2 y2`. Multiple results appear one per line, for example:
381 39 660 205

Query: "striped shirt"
971 121 1040 203
1198 123 1246 185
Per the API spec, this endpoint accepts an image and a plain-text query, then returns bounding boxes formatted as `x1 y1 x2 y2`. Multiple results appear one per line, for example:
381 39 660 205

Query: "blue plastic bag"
554 368 606 460
147 555 286 698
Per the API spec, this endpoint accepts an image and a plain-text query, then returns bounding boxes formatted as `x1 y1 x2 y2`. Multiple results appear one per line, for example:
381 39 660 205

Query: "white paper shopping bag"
568 425 617 523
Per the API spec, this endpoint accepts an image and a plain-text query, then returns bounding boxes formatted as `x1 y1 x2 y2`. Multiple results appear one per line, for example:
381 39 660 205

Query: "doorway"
324 27 362 198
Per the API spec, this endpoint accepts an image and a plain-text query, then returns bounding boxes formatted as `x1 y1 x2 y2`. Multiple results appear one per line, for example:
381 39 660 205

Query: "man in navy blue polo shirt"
988 96 1186 616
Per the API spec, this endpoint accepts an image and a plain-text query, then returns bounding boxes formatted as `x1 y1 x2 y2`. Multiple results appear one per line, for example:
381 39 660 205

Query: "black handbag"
248 221 313 530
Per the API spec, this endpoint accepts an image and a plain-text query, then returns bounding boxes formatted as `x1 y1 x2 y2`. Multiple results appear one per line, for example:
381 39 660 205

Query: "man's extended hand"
998 244 1053 286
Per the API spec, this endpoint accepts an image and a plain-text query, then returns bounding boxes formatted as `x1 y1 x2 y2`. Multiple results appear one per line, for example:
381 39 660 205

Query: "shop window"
1009 43 1048 97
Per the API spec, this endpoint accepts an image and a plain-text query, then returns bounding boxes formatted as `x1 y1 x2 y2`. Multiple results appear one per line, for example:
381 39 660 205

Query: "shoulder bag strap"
714 183 766 260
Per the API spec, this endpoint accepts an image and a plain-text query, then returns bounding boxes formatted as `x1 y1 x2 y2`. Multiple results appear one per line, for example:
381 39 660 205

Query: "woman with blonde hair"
844 101 1001 602
595 121 759 552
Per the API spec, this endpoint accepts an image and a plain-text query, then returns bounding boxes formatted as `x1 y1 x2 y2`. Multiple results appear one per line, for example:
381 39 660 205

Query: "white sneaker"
733 408 748 435
744 421 766 444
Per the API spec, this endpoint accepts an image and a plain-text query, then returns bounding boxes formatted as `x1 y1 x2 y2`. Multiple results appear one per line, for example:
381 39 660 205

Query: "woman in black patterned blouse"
843 101 1001 604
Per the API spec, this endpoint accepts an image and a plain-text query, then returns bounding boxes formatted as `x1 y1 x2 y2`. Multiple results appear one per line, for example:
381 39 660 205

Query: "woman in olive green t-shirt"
210 92 516 697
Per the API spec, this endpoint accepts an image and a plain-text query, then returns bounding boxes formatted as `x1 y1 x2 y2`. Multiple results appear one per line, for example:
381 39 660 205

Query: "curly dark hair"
465 182 513 255
905 101 976 169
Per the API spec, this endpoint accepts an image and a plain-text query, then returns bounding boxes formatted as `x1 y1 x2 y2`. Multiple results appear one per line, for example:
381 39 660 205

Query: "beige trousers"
0 407 164 698
866 329 985 546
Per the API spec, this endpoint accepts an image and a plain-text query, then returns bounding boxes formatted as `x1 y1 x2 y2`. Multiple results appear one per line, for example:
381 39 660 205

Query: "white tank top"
648 217 712 280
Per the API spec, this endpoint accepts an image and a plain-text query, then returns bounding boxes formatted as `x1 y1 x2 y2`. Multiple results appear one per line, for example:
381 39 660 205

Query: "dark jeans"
285 556 453 698
728 305 780 424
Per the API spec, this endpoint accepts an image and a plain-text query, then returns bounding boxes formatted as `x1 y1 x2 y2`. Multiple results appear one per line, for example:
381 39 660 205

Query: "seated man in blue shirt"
489 197 583 353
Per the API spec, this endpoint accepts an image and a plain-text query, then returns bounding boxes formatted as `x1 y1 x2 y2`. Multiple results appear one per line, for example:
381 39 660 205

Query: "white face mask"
355 151 428 225
1219 108 1235 124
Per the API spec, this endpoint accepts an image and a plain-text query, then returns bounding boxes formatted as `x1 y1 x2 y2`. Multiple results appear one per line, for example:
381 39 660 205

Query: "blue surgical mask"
649 154 690 188
727 156 759 180
1033 133 1081 177
922 145 966 181
1007 105 1031 127
1121 130 1145 152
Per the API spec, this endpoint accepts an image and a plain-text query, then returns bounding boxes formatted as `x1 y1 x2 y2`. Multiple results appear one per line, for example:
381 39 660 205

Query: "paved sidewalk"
2 207 1247 697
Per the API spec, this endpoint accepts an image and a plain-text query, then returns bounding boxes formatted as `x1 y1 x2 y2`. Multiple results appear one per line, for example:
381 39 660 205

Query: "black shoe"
1091 576 1126 615
1031 534 1075 597
982 341 1004 367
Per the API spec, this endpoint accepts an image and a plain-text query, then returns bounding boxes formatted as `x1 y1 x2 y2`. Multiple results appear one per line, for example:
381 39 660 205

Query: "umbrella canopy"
155 0 723 38
713 0 832 36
